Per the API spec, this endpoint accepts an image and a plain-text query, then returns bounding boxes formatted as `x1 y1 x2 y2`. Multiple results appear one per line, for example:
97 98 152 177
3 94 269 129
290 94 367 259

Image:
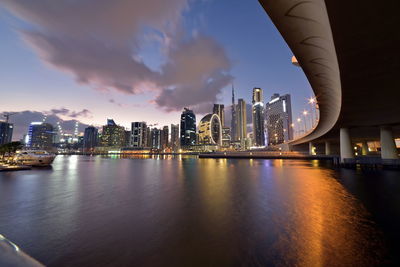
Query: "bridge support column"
309 142 315 155
380 126 399 159
325 141 331 155
340 128 354 163
361 141 369 156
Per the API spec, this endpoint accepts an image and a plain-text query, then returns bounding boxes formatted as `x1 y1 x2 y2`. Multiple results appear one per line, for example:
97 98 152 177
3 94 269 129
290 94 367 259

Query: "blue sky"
0 0 313 138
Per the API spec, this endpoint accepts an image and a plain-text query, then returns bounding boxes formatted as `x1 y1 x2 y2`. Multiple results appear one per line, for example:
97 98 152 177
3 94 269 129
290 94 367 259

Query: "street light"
302 110 308 133
308 97 318 127
296 118 302 137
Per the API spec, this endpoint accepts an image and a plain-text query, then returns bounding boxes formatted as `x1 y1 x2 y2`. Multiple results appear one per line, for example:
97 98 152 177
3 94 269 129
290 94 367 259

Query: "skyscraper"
266 93 293 145
213 104 225 127
180 108 196 148
170 124 180 152
237 98 247 146
28 122 54 150
83 126 98 151
231 85 237 141
130 122 147 148
222 127 231 147
146 127 152 148
0 121 13 145
100 119 125 147
252 87 266 147
150 128 161 149
161 125 169 150
198 114 222 146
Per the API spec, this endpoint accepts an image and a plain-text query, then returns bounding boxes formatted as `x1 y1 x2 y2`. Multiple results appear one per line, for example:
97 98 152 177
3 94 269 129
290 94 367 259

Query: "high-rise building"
124 130 131 147
222 127 231 147
146 127 152 148
252 87 266 147
237 98 247 146
213 104 225 127
266 93 293 145
150 128 161 149
83 126 98 151
100 119 125 147
130 122 147 148
231 85 237 141
28 122 54 150
180 108 196 148
198 114 222 146
161 125 169 150
0 121 13 145
170 124 180 152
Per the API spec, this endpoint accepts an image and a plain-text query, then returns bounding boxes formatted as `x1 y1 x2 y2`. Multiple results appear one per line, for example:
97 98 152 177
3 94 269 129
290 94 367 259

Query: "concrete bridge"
259 0 400 164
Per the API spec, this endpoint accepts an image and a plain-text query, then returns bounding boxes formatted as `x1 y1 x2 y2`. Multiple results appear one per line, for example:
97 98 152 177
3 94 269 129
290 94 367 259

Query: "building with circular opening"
198 114 222 146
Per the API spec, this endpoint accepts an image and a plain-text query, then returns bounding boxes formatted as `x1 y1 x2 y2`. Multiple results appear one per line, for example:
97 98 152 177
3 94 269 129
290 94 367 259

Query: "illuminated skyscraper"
213 104 225 127
150 128 161 149
28 122 54 150
0 121 13 145
252 87 265 147
266 93 293 145
237 98 247 146
222 127 231 147
161 125 169 149
198 114 222 146
170 124 180 152
100 119 125 147
130 122 147 148
83 126 98 151
180 108 196 148
231 85 237 141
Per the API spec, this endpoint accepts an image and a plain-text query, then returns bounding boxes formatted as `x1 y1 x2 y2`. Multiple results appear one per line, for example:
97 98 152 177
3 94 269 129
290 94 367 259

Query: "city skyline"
0 0 313 140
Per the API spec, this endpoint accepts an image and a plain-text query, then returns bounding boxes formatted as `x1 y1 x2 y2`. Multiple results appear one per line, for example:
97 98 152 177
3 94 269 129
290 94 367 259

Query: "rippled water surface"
1 155 400 266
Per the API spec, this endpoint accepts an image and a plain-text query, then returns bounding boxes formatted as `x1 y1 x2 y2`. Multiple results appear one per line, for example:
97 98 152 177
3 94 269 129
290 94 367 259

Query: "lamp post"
297 117 302 137
308 97 317 128
302 110 309 133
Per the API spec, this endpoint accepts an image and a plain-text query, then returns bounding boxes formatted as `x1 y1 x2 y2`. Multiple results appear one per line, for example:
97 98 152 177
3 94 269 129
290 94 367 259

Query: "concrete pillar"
309 142 315 155
380 126 399 159
340 128 354 163
361 141 369 156
325 141 331 155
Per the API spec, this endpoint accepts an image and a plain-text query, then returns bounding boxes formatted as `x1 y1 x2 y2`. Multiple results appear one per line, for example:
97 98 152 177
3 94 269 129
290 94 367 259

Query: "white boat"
13 150 56 166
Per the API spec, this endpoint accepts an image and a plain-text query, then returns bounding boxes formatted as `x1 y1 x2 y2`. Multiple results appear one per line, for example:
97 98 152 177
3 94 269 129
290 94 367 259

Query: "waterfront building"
150 128 161 149
161 126 169 150
180 108 196 148
171 124 180 152
146 127 152 148
237 98 247 147
252 87 266 147
83 126 98 151
231 85 237 141
213 104 225 127
28 122 54 150
100 119 125 147
0 121 13 145
124 130 131 147
198 114 222 146
222 127 231 147
266 93 293 145
130 122 147 148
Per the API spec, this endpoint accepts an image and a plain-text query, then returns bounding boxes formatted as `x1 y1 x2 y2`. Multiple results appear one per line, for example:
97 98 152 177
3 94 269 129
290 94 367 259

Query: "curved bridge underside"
259 0 400 144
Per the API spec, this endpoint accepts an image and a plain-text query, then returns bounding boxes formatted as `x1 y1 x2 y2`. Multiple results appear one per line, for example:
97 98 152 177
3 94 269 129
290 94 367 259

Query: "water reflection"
0 156 393 266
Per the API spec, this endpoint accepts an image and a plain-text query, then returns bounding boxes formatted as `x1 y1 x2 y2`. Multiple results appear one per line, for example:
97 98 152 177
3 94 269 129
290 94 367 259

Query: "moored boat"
13 150 56 166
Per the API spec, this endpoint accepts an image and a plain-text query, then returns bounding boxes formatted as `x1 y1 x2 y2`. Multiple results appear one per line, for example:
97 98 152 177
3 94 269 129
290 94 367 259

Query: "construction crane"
3 113 16 123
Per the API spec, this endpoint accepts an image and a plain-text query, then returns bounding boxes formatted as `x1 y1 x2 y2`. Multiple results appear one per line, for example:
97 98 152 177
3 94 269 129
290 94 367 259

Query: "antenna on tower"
3 113 16 123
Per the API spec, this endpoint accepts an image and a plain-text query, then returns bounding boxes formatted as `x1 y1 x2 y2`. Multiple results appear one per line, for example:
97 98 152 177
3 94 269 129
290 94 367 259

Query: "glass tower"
252 88 265 147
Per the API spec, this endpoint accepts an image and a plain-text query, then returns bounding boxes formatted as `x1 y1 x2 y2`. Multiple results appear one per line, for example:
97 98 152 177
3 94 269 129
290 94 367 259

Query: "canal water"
1 155 399 266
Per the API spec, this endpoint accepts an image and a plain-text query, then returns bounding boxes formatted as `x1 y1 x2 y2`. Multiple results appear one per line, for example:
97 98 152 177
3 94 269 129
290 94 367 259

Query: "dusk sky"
0 0 312 139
